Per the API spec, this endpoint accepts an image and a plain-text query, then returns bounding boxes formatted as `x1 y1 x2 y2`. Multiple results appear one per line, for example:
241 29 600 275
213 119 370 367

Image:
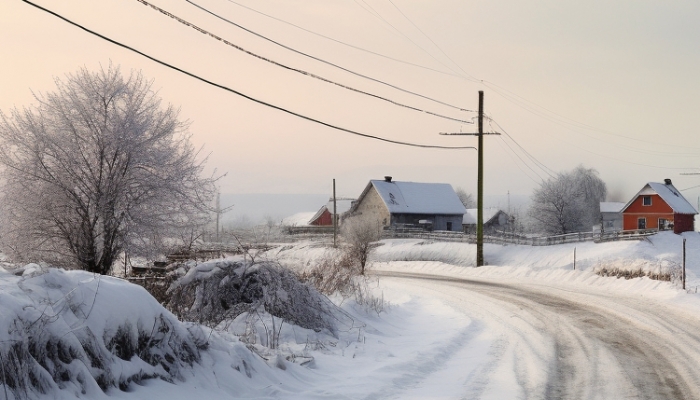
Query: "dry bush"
594 259 681 282
298 251 387 315
166 260 341 336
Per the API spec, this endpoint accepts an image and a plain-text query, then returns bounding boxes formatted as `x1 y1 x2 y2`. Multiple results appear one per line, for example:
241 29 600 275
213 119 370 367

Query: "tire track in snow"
376 271 700 400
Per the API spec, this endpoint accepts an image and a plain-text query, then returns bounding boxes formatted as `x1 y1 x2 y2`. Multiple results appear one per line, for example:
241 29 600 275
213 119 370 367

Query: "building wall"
674 214 695 234
623 194 674 231
352 187 390 227
601 212 623 232
310 209 332 226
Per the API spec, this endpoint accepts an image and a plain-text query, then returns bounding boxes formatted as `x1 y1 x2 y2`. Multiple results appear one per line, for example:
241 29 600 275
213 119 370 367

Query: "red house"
621 179 697 234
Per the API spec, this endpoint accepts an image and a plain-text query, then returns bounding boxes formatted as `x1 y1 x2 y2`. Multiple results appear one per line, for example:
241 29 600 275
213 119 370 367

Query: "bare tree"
0 65 217 274
341 215 382 275
528 166 606 234
456 187 476 209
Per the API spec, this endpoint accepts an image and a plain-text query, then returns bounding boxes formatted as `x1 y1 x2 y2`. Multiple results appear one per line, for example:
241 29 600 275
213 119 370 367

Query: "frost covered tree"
0 65 216 274
341 215 382 275
456 187 476 209
528 166 606 234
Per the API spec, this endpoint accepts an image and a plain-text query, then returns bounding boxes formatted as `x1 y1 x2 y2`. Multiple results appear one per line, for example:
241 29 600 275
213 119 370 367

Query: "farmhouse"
462 208 511 234
621 179 697 234
348 176 465 231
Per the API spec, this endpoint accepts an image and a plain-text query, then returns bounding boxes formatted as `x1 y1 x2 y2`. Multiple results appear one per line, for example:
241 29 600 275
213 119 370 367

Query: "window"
642 196 652 206
638 218 646 230
446 222 453 231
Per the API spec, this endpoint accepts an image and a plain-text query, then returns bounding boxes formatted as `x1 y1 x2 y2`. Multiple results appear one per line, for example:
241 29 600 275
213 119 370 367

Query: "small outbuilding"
462 208 511 234
309 198 354 226
621 179 697 234
599 202 626 233
348 176 465 231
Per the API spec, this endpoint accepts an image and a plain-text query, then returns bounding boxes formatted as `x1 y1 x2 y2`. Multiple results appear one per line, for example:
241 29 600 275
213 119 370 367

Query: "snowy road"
375 270 700 400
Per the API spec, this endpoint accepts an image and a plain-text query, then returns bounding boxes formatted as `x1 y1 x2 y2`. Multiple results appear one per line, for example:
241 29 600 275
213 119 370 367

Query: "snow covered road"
375 270 700 400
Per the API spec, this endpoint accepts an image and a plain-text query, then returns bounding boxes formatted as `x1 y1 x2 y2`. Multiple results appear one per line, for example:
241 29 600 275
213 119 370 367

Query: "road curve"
374 270 700 400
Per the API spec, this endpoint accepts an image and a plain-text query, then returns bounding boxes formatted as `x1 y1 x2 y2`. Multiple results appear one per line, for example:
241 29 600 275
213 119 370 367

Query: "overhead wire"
187 0 475 113
21 0 475 151
136 0 473 124
217 0 700 161
350 0 467 81
219 0 464 79
386 0 479 82
488 116 556 179
483 80 700 153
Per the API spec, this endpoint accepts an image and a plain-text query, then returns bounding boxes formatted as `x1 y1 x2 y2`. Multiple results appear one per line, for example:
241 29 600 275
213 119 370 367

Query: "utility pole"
214 191 234 242
333 179 338 248
440 91 499 266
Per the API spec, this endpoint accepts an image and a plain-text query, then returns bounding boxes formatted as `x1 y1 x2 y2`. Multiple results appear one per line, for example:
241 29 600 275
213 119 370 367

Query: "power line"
488 117 556 178
218 0 464 79
350 0 466 80
136 0 473 124
386 0 479 83
483 80 700 153
21 0 475 151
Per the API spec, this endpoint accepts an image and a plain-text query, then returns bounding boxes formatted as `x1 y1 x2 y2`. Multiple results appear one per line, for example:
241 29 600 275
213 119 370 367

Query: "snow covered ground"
2 231 700 399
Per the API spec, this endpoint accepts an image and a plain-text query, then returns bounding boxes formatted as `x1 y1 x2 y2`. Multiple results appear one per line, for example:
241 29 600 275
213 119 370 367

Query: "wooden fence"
380 228 658 246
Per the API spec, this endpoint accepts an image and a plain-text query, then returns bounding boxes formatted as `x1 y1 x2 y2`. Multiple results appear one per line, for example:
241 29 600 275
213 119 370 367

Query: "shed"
599 202 625 232
462 208 511 234
309 198 355 226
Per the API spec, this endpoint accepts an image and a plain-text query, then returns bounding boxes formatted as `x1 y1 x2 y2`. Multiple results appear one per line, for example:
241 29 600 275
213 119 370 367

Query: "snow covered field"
2 231 700 399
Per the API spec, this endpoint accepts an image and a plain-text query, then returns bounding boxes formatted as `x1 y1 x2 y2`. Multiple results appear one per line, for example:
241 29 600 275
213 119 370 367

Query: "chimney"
384 176 392 183
664 178 672 185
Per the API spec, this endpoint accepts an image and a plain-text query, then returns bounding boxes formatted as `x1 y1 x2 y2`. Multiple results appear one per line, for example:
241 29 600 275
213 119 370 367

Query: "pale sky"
2 0 700 212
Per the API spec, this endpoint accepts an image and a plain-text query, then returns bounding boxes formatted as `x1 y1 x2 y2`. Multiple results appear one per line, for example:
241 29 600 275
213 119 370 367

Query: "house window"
659 218 670 231
446 222 453 231
637 218 646 230
642 196 652 206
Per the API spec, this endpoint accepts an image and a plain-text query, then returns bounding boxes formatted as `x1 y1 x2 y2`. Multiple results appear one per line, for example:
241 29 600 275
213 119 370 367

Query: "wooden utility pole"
214 191 234 242
333 179 337 248
683 238 687 290
440 91 498 266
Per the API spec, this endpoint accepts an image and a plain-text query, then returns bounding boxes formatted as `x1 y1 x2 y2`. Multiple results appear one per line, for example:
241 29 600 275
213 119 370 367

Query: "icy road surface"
375 270 700 400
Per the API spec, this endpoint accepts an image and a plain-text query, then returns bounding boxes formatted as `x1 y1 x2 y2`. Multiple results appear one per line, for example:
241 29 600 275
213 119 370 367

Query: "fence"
379 228 658 246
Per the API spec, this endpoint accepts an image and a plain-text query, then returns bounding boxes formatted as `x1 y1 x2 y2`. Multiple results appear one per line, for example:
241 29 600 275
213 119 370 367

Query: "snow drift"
0 265 205 398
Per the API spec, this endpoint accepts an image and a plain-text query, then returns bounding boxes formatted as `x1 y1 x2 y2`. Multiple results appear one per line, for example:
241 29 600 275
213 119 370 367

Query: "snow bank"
0 266 206 398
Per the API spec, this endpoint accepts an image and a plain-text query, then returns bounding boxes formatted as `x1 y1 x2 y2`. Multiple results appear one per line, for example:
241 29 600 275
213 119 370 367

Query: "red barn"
309 198 355 226
621 179 697 234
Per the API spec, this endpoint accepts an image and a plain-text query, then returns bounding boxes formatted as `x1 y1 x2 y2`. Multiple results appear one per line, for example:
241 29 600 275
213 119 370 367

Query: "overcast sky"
2 0 700 212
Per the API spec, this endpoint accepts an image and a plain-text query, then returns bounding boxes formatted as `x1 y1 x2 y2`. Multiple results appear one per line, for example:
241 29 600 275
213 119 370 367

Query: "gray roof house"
348 176 466 231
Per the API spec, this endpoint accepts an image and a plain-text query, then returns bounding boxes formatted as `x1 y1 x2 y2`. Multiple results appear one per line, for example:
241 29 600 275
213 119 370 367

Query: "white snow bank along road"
374 267 700 400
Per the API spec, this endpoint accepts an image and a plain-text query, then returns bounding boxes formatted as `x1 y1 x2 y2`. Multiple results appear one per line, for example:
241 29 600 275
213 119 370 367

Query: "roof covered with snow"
600 202 626 213
281 211 316 226
309 198 355 223
366 179 466 215
462 208 504 225
624 182 698 214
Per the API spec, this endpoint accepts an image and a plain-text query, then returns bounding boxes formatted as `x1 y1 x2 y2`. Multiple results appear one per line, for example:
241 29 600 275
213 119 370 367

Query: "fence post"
683 238 686 290
573 247 576 270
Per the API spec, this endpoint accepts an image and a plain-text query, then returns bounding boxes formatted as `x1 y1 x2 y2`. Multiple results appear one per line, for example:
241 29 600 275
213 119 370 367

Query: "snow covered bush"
0 265 207 398
167 260 342 338
594 258 682 282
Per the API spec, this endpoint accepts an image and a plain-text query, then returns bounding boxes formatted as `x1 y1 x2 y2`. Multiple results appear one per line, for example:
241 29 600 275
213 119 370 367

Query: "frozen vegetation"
0 231 699 399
